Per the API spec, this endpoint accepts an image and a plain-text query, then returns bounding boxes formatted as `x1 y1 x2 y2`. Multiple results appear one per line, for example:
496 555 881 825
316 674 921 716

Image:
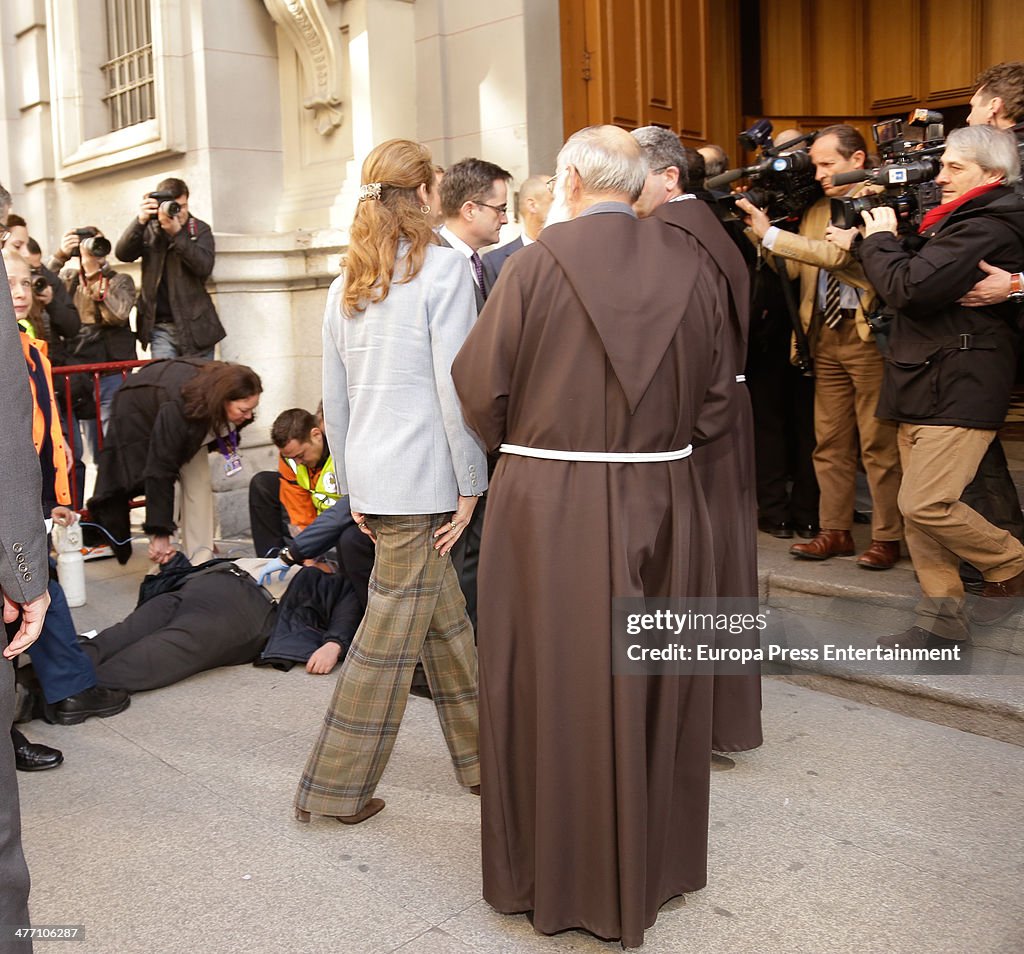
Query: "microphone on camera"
830 169 871 187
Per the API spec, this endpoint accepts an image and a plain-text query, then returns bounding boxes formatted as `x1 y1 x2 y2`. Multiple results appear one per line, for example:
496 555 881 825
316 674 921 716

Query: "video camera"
70 227 112 259
709 119 822 224
148 190 182 221
829 110 945 230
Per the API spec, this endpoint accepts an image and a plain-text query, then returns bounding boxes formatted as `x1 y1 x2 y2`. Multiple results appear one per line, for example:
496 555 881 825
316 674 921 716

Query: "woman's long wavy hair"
180 361 262 434
342 139 438 317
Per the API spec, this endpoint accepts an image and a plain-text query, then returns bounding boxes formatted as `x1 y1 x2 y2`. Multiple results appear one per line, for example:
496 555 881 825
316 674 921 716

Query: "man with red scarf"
858 124 1024 645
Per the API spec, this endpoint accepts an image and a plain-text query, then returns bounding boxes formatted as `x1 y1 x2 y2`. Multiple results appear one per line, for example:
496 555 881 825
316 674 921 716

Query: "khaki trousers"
295 513 479 817
898 423 1024 639
175 447 216 562
813 319 902 538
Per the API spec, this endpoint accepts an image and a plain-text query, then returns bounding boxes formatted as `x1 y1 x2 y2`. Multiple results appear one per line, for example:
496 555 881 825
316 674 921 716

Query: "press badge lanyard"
217 430 242 476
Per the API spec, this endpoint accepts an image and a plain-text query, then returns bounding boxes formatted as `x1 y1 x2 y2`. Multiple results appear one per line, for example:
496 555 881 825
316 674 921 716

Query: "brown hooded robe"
655 198 762 753
452 206 737 947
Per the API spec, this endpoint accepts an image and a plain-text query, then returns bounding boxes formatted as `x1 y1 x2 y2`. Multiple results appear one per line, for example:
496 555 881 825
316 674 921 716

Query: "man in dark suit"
437 158 511 627
438 158 512 311
1 250 52 948
482 174 553 286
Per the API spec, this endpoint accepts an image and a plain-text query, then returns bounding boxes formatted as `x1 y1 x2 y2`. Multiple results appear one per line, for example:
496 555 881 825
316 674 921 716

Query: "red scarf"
918 180 1003 234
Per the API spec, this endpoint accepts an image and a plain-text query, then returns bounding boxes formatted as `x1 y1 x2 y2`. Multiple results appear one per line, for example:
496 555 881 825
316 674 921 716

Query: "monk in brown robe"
452 125 739 948
633 125 762 753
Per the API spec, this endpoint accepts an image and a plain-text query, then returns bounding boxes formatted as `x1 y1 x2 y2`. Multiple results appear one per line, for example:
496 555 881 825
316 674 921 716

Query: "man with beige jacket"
738 124 902 570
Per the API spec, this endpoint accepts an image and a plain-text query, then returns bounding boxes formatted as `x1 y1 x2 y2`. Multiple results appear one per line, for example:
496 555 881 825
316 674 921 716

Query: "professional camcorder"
710 119 822 223
148 190 182 220
829 110 945 230
71 227 112 259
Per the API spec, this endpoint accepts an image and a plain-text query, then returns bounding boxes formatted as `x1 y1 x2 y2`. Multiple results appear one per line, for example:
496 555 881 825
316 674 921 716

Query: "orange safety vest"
20 332 71 507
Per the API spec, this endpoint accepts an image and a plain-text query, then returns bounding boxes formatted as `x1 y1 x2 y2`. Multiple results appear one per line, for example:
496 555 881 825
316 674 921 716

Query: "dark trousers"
248 470 291 557
80 569 274 692
337 523 375 610
1 640 32 949
23 574 96 704
746 337 819 526
450 494 485 631
960 436 1024 584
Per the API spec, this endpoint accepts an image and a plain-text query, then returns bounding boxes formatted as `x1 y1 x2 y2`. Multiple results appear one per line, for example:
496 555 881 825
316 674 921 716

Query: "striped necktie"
823 272 843 329
470 252 486 300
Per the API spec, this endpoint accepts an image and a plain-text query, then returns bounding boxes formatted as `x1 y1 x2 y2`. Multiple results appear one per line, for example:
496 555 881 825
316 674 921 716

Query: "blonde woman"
295 140 485 825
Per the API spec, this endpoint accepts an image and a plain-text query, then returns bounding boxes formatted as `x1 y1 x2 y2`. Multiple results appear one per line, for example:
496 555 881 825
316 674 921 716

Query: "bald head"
518 175 554 238
775 128 804 151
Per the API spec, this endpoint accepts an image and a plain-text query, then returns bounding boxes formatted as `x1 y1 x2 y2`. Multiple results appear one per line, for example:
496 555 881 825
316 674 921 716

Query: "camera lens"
82 236 112 258
31 275 48 295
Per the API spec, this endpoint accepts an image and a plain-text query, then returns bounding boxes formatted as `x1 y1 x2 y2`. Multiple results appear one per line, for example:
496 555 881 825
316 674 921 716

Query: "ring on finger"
450 521 457 531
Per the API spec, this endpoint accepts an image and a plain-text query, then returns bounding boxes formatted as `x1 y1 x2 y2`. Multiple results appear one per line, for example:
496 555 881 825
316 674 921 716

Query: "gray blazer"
0 255 47 604
321 243 487 514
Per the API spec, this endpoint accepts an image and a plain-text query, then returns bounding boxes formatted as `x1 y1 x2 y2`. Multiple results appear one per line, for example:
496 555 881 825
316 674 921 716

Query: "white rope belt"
499 443 693 463
735 374 746 383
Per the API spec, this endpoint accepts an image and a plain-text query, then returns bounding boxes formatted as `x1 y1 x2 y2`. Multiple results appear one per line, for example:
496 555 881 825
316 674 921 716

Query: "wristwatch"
1009 271 1024 303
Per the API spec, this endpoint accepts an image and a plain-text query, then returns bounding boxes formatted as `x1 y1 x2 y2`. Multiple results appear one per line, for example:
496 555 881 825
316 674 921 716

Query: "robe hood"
538 211 701 413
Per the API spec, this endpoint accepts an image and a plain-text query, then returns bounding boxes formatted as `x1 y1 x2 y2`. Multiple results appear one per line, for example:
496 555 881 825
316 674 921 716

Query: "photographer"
858 125 1024 644
49 227 137 454
739 124 902 570
115 177 224 360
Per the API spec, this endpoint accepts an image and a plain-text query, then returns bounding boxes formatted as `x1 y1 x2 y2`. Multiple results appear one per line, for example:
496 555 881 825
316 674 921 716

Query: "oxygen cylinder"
52 521 86 607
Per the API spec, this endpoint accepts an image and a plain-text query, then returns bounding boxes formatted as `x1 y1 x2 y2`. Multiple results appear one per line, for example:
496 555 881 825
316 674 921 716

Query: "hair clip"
358 182 382 202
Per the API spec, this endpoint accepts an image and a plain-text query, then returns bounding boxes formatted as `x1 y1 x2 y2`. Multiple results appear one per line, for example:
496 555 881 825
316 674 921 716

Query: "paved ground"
13 539 1024 954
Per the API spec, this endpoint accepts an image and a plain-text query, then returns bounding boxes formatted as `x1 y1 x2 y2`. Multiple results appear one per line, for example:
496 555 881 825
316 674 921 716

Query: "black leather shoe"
795 523 820 539
14 738 64 772
876 627 964 650
757 518 793 539
45 686 131 726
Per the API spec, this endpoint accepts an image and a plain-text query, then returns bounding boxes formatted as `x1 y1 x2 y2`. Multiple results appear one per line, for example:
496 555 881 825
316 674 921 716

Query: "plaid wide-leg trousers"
295 513 479 818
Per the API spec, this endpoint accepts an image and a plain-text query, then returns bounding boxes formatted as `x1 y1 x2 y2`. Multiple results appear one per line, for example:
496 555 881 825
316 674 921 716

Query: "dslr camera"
711 119 823 224
148 190 182 220
829 110 945 230
71 227 112 259
29 267 49 296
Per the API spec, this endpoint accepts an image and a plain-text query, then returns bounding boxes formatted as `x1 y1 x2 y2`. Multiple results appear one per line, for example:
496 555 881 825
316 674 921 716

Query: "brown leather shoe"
970 567 1024 626
790 529 855 561
856 540 900 570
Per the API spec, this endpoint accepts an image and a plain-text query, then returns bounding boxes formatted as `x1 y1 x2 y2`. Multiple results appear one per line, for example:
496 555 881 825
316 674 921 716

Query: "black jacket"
88 359 251 551
859 186 1024 429
115 214 225 354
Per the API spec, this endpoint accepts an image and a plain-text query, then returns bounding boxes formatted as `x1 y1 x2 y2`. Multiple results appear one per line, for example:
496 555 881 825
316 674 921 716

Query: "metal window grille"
100 0 155 131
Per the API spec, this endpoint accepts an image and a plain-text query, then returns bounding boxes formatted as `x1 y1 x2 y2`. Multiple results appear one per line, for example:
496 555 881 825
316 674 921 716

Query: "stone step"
756 528 1024 746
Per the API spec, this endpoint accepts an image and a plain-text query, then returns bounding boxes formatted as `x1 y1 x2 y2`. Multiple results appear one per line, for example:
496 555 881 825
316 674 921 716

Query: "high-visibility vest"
20 332 71 507
286 455 339 515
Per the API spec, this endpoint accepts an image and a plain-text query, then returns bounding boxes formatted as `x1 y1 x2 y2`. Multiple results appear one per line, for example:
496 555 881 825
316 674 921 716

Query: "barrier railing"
51 359 151 510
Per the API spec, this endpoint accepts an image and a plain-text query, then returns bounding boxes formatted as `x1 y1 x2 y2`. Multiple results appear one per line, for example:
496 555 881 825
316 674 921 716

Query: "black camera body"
830 111 945 231
148 190 182 220
714 120 822 224
71 227 112 259
29 267 48 296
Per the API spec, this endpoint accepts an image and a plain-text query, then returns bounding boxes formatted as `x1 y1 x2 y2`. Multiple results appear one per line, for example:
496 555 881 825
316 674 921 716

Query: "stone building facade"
0 0 562 532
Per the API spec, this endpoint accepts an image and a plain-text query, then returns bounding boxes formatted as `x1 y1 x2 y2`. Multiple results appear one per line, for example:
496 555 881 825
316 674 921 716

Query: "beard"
542 175 574 228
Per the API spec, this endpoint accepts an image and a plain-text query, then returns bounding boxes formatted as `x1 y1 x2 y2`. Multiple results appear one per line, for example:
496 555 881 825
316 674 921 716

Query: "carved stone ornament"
263 0 344 135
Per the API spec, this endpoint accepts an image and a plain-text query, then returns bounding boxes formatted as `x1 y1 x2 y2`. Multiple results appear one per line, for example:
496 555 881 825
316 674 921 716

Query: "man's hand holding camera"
137 192 186 236
860 205 899 238
734 197 771 238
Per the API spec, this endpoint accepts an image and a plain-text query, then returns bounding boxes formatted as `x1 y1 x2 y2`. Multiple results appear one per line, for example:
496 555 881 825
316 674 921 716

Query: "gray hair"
0 183 11 224
557 125 647 201
631 126 689 180
945 125 1021 185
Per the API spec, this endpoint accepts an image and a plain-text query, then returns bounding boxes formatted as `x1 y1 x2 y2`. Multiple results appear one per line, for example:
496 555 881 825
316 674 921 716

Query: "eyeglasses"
475 201 508 216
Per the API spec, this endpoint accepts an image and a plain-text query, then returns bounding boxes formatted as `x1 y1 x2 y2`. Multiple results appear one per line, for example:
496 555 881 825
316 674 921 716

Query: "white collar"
440 225 476 261
521 232 535 247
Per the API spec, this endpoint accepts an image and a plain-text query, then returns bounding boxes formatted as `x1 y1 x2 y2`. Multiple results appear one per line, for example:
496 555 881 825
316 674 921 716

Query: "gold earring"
421 204 431 214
